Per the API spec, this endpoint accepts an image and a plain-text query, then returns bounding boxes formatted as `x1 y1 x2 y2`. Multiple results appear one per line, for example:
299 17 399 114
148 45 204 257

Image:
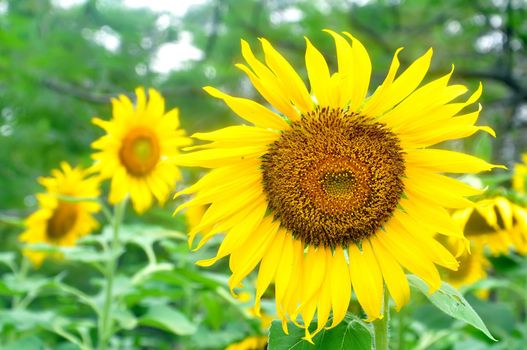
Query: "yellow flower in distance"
225 336 267 350
91 87 191 213
19 162 100 266
512 153 527 194
174 31 500 340
453 197 527 256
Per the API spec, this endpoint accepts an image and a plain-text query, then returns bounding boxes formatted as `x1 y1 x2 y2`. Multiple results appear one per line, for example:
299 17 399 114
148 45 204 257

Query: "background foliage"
1 0 527 349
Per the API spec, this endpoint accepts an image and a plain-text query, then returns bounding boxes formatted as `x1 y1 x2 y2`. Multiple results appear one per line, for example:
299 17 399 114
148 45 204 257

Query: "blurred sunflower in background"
19 162 100 267
442 240 489 290
225 335 267 350
91 87 191 214
452 197 527 256
175 30 500 340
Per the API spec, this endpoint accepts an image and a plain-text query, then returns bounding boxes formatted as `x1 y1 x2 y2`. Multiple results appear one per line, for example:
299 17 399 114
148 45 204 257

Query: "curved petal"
348 242 383 320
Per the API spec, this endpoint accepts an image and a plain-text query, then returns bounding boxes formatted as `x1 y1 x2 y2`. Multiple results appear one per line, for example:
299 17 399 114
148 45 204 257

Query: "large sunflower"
91 87 191 213
452 197 527 256
20 162 100 266
174 31 500 340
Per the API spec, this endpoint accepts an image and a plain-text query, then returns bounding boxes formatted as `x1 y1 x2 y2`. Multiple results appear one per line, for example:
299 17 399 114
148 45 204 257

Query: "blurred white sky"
53 0 207 73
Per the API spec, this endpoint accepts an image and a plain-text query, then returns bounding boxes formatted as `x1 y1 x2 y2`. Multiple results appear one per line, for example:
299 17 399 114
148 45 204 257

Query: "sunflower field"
1 1 527 349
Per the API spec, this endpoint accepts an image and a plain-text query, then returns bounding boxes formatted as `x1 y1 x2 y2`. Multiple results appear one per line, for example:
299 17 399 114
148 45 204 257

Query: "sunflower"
512 153 527 194
19 162 100 266
91 87 191 213
452 197 527 256
225 336 267 350
174 31 500 340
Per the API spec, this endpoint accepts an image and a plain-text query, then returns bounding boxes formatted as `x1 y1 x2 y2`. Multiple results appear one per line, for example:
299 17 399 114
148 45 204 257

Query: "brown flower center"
119 127 160 176
261 107 405 248
46 201 78 241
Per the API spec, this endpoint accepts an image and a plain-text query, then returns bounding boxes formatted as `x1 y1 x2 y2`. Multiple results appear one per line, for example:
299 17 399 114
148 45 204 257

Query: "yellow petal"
204 86 289 130
495 197 513 229
400 197 465 240
188 188 264 244
365 48 433 117
239 40 300 121
228 216 279 294
328 246 351 328
370 236 409 311
348 242 383 321
146 88 165 118
404 169 477 209
134 87 147 112
305 37 331 106
300 246 327 306
392 213 459 270
189 126 280 150
173 146 268 168
380 68 463 128
275 233 296 333
255 229 287 314
378 220 441 292
405 149 503 174
259 38 312 113
175 171 261 211
174 159 259 197
342 32 372 111
324 30 354 108
360 47 403 116
196 199 267 267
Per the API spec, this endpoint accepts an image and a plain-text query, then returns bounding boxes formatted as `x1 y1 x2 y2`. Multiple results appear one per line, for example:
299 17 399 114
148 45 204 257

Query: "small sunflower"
452 197 527 256
512 153 527 194
19 162 100 266
175 31 500 340
91 87 191 213
225 336 267 350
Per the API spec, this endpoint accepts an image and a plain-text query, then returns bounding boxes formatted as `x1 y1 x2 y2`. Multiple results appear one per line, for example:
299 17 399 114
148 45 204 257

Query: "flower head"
175 31 500 340
20 162 100 266
453 197 527 256
91 87 191 213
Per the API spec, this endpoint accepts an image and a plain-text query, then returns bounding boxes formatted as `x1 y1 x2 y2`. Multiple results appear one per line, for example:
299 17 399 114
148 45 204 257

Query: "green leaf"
113 307 138 330
61 245 113 263
139 304 197 336
407 275 496 340
3 336 44 350
268 317 372 350
466 296 516 338
120 224 186 249
0 252 16 268
0 309 55 331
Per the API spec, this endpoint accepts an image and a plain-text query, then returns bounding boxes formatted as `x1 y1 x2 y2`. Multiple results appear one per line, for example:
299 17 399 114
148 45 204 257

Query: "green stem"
11 256 30 309
397 305 405 350
98 200 126 350
373 289 390 350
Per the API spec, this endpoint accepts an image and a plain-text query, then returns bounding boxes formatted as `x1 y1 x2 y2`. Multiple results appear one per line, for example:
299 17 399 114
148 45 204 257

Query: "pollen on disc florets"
261 107 406 248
